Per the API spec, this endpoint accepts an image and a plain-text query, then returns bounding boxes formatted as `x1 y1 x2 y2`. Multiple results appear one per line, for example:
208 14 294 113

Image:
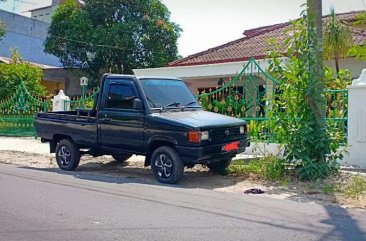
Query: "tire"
112 154 132 163
55 139 81 171
151 146 184 184
208 159 231 175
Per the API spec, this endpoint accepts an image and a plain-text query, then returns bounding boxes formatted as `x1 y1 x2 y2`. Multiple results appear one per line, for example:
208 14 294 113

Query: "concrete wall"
31 6 56 23
343 70 366 168
325 58 366 78
43 68 82 96
0 10 62 67
30 0 77 23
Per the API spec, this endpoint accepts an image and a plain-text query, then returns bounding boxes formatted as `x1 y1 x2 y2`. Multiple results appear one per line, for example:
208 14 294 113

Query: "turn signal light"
188 131 200 143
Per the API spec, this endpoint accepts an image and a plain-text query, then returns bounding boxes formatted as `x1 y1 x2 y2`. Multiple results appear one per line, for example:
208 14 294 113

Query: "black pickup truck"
35 74 248 184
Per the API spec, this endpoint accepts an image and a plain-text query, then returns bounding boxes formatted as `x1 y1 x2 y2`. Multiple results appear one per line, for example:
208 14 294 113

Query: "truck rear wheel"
208 159 231 175
151 146 184 184
55 139 81 171
112 154 132 163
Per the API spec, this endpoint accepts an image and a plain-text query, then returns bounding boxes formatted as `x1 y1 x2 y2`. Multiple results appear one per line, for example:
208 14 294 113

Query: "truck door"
98 77 145 153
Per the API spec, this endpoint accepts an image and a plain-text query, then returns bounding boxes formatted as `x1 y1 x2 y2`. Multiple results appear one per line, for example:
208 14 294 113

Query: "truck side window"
106 84 136 109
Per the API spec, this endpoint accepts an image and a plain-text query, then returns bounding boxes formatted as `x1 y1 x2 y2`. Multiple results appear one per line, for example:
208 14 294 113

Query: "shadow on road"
19 159 240 190
318 205 366 241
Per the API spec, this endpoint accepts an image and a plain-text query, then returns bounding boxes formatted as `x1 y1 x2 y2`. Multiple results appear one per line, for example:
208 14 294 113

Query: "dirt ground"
0 137 365 210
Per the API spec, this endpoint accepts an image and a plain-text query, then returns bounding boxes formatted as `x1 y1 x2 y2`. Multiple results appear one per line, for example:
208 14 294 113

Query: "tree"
45 0 181 78
267 15 342 180
306 0 327 163
266 3 343 180
0 49 46 99
323 8 353 74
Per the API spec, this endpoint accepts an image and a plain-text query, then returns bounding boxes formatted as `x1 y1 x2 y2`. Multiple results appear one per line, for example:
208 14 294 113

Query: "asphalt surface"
0 163 365 241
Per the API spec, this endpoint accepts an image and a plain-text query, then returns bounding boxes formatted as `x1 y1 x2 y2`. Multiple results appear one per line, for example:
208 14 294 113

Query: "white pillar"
345 69 366 168
52 90 70 112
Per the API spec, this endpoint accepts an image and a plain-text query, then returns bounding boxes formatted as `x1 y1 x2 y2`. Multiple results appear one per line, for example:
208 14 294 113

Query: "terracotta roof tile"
169 11 365 67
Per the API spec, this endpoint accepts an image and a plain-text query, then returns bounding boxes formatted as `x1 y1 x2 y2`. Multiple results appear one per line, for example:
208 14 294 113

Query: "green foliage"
266 10 342 181
0 50 46 99
322 184 339 195
324 67 352 89
348 11 366 62
45 0 181 78
229 156 287 181
342 175 366 200
0 21 5 41
353 11 366 26
295 160 339 181
323 8 353 73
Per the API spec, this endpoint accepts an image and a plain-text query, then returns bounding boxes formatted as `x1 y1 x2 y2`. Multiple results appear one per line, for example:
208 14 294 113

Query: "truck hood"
151 110 245 129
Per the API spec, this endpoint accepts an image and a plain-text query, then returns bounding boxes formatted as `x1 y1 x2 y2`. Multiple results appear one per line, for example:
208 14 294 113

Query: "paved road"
0 164 365 241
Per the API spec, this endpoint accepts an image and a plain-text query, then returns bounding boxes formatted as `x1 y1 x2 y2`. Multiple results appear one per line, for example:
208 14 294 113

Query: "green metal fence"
0 81 51 137
197 57 348 143
324 89 348 144
64 89 100 110
0 81 99 137
197 57 279 142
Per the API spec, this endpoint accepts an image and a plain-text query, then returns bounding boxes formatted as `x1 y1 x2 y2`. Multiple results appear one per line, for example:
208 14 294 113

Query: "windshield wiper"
159 102 181 113
181 101 200 110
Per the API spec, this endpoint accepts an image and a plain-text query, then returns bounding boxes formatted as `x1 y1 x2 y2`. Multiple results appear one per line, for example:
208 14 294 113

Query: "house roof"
0 56 61 69
169 11 366 67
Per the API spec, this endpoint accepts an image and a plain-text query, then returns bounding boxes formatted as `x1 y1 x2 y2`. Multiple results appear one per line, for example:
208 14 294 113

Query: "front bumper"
176 139 248 164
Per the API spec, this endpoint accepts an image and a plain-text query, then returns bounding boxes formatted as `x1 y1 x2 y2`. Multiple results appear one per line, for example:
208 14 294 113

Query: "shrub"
0 49 46 99
266 10 344 181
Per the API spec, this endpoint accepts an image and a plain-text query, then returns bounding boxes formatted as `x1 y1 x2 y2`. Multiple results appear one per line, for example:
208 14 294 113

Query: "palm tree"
323 8 354 74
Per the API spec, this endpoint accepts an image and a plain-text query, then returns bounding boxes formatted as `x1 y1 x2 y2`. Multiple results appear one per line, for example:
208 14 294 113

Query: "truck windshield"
140 78 200 109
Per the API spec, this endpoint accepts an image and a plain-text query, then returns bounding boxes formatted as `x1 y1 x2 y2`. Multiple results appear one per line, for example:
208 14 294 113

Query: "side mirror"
133 98 143 110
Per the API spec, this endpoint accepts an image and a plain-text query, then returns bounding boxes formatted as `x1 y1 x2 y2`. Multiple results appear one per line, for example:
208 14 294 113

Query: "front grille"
210 126 240 141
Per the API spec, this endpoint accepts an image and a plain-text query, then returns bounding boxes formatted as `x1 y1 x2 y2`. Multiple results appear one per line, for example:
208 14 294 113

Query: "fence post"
52 90 70 112
345 69 366 168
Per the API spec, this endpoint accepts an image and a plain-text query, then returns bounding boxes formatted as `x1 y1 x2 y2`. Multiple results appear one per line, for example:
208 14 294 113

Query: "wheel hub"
154 154 173 179
58 146 71 166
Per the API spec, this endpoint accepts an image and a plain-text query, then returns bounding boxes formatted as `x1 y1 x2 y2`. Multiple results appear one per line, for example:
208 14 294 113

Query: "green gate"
197 57 279 142
0 81 51 137
0 81 100 137
197 57 348 143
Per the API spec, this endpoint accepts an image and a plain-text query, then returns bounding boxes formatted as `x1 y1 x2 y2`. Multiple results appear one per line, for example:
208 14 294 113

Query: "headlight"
240 126 245 134
201 131 209 141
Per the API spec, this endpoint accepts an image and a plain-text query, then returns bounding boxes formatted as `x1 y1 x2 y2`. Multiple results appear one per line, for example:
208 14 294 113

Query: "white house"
134 11 366 94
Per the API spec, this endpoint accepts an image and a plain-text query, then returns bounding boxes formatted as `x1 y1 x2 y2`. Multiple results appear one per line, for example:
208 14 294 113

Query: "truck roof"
103 74 182 81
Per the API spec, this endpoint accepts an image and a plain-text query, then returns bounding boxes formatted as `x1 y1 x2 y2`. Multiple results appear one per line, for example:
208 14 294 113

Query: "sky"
1 0 365 57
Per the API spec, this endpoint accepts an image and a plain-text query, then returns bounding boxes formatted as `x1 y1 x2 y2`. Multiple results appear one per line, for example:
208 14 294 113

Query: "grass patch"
229 156 287 181
322 184 339 195
342 175 366 200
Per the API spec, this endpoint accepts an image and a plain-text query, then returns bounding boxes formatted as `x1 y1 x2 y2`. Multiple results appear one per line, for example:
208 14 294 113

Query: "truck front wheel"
151 146 184 184
55 139 81 171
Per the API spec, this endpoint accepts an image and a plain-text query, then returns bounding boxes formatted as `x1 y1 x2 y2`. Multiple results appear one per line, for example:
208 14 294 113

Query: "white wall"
0 10 62 66
343 70 366 168
31 6 56 23
325 58 366 78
